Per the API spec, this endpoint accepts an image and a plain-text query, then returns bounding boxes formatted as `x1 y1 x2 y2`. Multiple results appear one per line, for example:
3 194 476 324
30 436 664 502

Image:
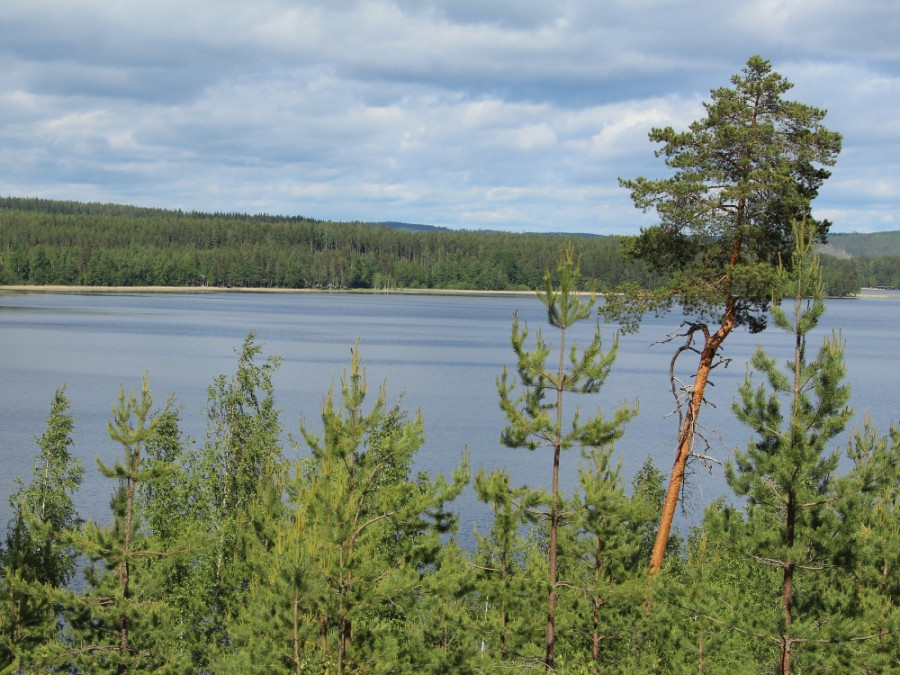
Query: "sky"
1 1 898 235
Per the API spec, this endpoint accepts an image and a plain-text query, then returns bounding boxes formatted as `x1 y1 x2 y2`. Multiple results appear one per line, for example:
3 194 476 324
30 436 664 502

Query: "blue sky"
1 0 897 234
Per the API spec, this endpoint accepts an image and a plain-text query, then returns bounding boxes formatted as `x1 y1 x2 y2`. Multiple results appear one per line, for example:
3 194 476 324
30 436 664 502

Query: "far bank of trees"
0 196 662 292
0 196 891 296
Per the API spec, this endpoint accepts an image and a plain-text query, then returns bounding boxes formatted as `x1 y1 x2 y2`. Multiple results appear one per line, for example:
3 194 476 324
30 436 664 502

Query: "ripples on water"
1 290 897 545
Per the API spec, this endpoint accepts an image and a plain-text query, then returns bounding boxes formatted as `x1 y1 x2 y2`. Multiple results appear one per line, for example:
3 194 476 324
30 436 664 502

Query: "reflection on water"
1 291 897 545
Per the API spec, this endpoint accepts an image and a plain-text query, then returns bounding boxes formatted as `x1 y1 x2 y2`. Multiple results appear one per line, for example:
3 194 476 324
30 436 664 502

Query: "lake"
1 289 897 545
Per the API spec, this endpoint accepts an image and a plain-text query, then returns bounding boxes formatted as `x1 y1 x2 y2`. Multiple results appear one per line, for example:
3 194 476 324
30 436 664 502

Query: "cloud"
0 0 898 233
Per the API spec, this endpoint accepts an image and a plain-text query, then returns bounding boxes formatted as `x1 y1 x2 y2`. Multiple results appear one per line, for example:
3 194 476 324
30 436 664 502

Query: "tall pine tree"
605 56 842 573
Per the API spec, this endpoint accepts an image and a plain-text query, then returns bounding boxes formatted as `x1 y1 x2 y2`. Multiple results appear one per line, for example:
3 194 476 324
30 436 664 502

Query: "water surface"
1 290 897 543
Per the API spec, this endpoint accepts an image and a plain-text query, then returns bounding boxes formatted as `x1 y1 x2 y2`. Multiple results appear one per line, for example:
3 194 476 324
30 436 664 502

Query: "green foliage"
3 241 900 671
825 231 900 259
830 422 900 670
606 55 842 577
4 387 83 585
0 195 648 292
470 467 546 664
66 374 185 673
673 221 900 673
714 221 855 670
203 332 283 515
1 387 83 671
498 246 636 456
162 333 285 668
291 343 469 673
556 447 657 671
818 254 862 296
608 55 841 333
9 194 900 297
497 244 637 668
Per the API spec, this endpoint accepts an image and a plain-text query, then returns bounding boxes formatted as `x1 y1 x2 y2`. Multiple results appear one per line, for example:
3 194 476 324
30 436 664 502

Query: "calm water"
1 290 897 544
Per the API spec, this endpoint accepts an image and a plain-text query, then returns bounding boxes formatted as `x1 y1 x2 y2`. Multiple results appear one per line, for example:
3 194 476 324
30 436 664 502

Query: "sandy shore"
0 284 537 296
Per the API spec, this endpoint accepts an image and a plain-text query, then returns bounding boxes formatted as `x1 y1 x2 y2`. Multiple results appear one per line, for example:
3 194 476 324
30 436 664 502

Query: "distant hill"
373 221 450 233
820 231 900 258
377 222 900 252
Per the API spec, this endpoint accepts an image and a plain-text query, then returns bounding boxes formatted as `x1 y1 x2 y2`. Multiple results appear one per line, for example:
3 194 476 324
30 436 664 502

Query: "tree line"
0 196 661 292
2 195 894 296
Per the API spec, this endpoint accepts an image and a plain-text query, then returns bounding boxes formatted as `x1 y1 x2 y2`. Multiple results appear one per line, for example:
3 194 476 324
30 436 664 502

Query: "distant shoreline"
0 285 537 297
1 285 897 299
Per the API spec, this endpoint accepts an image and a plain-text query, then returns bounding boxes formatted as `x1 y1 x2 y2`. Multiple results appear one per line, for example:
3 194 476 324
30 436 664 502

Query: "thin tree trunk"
319 614 328 657
119 476 136 675
780 291 802 675
545 441 560 670
780 490 795 675
500 600 507 653
293 585 301 675
545 325 567 670
592 534 601 674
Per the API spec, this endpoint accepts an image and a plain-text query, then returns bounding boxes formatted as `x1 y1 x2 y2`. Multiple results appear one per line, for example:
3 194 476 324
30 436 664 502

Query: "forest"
3 57 900 673
1 195 897 296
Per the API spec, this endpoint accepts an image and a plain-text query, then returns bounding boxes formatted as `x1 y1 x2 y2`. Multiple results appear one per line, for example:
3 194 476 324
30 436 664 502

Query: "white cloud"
0 0 897 233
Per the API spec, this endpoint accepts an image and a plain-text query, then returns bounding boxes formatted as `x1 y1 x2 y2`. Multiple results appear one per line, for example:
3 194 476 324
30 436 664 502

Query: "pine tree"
831 422 900 669
294 344 468 673
556 446 656 672
470 467 546 665
65 374 181 673
400 540 479 673
497 244 636 669
605 56 842 573
716 221 852 672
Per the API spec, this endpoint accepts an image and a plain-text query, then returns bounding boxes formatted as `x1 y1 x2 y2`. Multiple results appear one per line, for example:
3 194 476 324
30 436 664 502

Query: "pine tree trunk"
119 476 136 674
293 585 301 675
545 325 567 670
649 306 735 574
592 533 601 673
545 441 560 671
780 482 796 674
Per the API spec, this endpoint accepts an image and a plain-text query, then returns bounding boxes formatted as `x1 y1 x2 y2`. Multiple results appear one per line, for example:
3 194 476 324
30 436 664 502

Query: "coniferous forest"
1 195 898 296
3 57 900 673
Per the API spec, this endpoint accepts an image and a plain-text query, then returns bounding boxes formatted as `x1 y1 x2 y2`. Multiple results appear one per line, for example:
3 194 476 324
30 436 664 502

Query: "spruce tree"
497 244 636 670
